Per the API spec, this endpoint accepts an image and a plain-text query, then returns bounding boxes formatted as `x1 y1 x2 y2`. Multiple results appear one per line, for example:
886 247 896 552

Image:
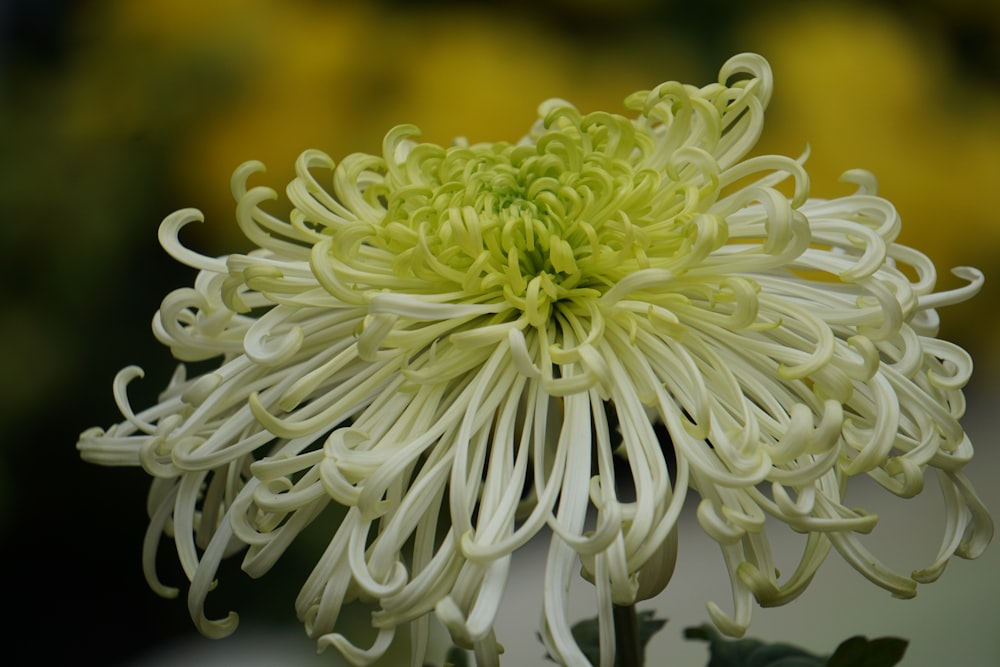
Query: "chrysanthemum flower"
79 53 992 667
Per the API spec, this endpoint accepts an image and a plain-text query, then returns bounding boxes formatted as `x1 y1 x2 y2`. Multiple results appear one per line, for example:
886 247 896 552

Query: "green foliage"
684 624 908 667
541 610 667 665
535 615 908 666
634 612 669 656
442 645 470 667
684 625 824 667
826 636 908 667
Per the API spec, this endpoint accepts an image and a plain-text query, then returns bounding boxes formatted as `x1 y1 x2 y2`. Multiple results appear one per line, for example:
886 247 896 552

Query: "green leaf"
543 610 668 665
636 610 669 650
684 625 909 667
826 636 908 667
443 645 470 667
684 624 827 667
571 617 602 666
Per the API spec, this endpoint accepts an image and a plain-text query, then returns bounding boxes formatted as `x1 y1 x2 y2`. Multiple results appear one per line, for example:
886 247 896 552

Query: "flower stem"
613 604 642 667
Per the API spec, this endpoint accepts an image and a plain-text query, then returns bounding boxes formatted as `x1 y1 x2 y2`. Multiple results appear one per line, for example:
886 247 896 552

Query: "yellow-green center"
363 122 704 327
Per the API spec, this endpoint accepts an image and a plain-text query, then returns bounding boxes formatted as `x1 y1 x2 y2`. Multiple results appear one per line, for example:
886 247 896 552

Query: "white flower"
79 53 992 667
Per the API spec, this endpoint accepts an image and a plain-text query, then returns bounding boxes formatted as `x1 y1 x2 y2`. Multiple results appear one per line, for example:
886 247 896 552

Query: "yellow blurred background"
1 0 997 665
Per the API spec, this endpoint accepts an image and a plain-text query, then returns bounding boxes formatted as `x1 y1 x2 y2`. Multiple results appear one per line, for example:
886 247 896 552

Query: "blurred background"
1 0 998 664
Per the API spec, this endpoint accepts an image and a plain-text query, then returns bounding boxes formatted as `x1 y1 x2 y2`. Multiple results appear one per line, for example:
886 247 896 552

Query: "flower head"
79 53 992 667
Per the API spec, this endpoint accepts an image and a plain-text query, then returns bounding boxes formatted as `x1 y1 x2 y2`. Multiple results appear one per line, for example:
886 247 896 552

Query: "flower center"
368 117 701 327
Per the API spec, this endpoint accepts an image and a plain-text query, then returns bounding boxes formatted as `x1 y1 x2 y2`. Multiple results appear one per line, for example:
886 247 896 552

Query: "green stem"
613 604 642 667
